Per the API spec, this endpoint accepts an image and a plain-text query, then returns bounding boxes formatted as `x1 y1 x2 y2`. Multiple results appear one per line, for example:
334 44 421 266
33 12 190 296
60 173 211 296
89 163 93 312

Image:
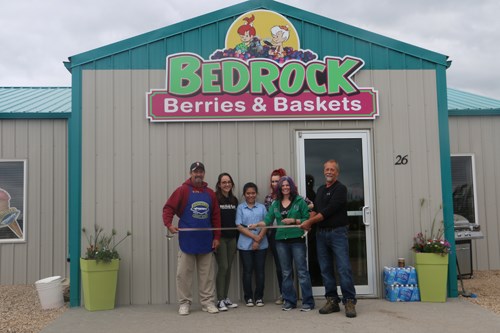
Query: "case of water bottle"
383 266 420 302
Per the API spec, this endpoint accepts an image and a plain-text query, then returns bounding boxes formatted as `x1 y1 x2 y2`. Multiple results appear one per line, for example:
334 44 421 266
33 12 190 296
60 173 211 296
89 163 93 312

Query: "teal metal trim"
449 109 500 116
66 0 261 69
65 0 448 70
436 66 458 298
64 61 71 72
265 1 448 66
447 87 500 110
68 68 83 307
0 113 70 119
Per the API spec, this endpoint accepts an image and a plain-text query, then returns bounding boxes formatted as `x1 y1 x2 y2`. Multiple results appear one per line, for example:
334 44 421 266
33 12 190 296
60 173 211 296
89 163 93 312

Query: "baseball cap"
190 161 205 172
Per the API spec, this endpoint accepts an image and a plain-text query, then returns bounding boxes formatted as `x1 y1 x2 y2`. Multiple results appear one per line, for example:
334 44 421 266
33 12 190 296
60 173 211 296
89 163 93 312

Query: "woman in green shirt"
250 176 314 311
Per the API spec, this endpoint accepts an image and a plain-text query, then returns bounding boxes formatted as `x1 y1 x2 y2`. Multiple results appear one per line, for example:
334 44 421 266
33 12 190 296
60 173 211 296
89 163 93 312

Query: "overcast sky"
1 0 499 99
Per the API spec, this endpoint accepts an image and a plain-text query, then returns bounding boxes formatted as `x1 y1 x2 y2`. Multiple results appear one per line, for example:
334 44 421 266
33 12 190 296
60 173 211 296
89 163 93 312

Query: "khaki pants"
176 250 216 306
215 237 237 300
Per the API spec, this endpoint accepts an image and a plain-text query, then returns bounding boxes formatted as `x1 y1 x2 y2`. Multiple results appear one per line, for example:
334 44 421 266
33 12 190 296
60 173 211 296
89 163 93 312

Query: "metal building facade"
449 93 500 271
0 87 70 285
66 0 454 306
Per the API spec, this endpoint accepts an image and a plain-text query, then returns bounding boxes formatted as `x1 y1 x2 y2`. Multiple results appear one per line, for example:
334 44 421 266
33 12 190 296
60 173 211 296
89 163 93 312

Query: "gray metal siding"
81 68 442 305
0 119 67 284
449 116 500 270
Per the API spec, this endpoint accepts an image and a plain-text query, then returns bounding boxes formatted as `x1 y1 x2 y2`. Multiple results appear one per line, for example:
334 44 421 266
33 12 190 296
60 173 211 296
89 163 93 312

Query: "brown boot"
344 299 357 318
318 297 340 314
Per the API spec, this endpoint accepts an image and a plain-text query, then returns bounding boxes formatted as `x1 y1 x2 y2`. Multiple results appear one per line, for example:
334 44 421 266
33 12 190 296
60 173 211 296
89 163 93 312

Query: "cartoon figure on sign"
235 15 263 56
0 188 23 238
235 15 256 54
266 25 290 58
210 9 317 64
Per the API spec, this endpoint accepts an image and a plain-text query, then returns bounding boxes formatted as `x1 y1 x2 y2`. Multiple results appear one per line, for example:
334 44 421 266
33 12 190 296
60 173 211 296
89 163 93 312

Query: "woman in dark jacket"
214 173 239 311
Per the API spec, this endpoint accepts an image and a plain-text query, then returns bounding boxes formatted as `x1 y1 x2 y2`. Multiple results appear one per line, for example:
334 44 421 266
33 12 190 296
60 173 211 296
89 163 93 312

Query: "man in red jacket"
163 162 221 315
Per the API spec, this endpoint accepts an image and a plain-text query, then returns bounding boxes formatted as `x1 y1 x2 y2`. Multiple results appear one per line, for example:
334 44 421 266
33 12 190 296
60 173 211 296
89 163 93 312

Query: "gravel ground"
461 270 500 315
0 284 67 333
1 270 499 332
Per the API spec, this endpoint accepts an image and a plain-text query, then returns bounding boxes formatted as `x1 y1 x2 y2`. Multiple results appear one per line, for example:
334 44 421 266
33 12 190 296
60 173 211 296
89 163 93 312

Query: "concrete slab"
40 298 500 333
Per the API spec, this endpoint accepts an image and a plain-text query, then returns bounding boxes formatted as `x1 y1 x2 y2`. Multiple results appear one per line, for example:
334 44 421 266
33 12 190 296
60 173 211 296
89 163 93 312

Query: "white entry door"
296 130 376 296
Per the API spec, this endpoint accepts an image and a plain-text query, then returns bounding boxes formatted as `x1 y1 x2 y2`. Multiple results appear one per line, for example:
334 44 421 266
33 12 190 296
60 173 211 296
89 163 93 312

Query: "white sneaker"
224 298 238 308
217 300 228 311
255 299 264 307
178 303 190 315
202 303 219 314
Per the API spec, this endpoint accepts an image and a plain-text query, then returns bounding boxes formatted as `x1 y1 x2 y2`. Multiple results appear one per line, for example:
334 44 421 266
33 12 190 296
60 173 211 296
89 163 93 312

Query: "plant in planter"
411 199 450 302
82 224 132 263
81 224 131 311
411 199 451 256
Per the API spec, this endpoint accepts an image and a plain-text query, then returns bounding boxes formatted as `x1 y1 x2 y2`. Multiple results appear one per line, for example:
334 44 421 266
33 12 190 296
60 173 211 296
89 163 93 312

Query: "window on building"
451 154 477 224
0 160 26 242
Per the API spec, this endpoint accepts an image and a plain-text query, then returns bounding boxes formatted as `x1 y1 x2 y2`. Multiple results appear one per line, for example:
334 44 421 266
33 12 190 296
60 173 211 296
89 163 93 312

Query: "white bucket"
35 276 64 309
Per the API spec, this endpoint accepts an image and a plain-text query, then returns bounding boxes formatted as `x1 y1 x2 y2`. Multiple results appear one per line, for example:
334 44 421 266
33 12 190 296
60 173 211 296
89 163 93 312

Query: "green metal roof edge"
67 0 262 69
0 87 71 115
268 1 448 66
449 109 500 116
0 86 71 88
447 87 500 115
66 0 448 69
0 113 70 119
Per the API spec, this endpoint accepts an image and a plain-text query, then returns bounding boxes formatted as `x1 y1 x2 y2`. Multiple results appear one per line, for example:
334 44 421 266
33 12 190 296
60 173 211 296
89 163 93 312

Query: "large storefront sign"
0 160 26 242
147 10 379 122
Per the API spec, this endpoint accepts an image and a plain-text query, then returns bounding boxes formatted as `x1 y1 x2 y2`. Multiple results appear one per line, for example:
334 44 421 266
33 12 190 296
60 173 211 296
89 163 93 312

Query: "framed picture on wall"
0 160 27 243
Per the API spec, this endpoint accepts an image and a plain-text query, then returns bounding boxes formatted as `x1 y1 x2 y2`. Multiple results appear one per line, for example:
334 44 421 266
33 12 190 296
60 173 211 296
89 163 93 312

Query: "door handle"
362 206 371 226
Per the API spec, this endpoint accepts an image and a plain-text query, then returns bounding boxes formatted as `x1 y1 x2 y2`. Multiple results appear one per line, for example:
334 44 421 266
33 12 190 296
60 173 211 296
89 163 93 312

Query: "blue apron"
178 186 213 254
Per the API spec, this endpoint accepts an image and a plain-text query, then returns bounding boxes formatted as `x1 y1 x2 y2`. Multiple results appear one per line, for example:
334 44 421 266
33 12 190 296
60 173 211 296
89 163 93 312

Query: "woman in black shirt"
214 172 239 311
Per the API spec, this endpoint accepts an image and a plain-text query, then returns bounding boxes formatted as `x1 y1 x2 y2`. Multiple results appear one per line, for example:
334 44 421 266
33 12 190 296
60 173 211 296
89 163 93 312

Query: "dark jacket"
314 180 348 229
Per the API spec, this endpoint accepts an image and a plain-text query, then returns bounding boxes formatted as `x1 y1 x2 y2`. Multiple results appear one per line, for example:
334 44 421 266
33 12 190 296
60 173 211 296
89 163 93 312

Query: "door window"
296 130 375 296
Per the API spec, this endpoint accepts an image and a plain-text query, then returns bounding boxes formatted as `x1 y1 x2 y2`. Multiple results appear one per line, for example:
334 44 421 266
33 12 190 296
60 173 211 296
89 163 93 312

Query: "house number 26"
395 154 408 165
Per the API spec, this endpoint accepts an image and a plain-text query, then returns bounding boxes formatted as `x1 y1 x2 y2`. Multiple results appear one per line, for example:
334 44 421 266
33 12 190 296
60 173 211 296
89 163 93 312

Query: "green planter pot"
415 253 448 302
80 258 119 311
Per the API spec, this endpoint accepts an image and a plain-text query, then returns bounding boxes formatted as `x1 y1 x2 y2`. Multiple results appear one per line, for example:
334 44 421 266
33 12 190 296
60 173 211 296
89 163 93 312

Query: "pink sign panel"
147 89 378 122
145 10 379 123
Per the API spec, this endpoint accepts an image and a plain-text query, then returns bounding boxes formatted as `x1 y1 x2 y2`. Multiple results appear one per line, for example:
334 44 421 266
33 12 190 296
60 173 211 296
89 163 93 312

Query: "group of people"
162 160 357 318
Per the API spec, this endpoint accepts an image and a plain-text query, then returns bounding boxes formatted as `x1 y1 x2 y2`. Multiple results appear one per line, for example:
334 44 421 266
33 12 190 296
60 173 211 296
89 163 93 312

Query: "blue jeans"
316 226 357 303
276 241 315 308
268 229 283 294
239 249 266 301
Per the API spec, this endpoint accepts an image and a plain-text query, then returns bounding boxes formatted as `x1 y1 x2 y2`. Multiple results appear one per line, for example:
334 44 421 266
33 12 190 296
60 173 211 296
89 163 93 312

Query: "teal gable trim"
147 41 165 69
65 0 448 72
449 109 500 116
68 68 83 307
0 113 70 119
66 0 261 69
436 67 458 298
